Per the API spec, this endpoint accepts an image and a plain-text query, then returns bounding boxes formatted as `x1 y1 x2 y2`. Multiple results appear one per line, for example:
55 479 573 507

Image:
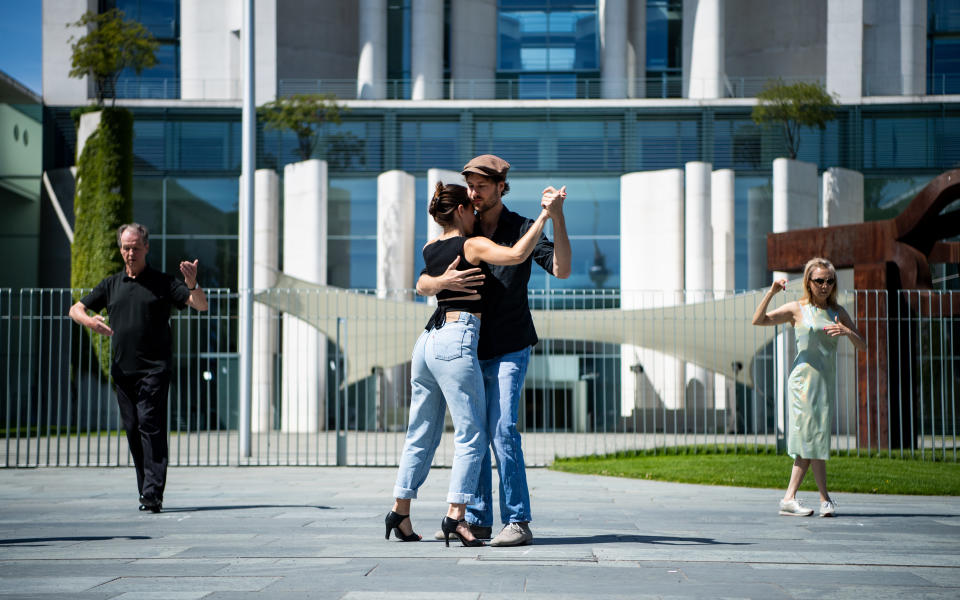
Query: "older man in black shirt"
69 223 208 512
418 155 571 546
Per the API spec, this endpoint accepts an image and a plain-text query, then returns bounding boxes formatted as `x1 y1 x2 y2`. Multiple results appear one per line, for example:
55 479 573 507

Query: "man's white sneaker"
820 500 837 517
489 522 533 547
778 498 814 516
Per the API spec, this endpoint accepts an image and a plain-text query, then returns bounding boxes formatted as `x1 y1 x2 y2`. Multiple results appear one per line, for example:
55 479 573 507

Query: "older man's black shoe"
138 495 162 513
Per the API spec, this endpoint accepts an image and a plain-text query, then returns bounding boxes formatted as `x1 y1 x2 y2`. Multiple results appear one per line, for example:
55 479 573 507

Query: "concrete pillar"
377 170 417 423
620 169 685 417
628 0 647 98
683 0 725 99
601 0 628 99
822 167 864 437
252 169 279 432
684 162 714 419
358 0 387 99
772 158 819 443
900 0 927 95
281 160 328 433
712 169 735 415
827 0 863 99
412 0 444 100
377 171 417 301
450 0 497 99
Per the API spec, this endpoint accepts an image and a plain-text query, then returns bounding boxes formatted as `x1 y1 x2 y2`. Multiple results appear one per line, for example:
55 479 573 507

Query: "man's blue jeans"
466 346 532 526
393 313 488 504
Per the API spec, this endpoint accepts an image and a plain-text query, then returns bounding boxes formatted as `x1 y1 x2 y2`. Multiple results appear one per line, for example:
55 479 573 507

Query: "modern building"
0 70 43 290
24 0 960 434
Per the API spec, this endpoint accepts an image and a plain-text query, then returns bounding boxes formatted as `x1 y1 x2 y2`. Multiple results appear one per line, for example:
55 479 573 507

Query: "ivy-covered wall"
71 107 133 377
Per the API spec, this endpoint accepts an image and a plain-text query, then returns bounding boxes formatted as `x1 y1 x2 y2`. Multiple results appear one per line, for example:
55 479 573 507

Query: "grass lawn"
550 446 960 496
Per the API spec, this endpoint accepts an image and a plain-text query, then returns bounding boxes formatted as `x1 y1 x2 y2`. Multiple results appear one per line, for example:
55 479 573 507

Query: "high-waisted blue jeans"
466 346 533 526
393 313 488 504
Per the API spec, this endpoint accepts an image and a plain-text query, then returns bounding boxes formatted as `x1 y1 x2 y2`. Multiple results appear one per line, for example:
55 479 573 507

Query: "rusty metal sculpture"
767 169 960 450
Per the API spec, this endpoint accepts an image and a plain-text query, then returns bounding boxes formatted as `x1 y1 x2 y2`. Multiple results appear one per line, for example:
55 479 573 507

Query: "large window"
498 1 599 99
928 0 960 94
646 0 682 98
102 0 180 99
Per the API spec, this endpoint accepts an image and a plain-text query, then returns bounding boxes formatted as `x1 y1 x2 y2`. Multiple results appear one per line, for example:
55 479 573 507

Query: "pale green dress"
787 302 839 460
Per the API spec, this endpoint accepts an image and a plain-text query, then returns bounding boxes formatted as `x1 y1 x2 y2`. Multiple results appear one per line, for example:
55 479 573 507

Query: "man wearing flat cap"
417 154 571 546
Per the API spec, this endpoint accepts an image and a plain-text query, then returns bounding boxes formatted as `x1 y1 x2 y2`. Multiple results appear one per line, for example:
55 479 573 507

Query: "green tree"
751 79 838 160
258 94 347 161
68 9 158 106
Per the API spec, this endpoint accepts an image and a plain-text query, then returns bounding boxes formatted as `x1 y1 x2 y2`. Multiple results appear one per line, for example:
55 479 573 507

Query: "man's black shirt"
476 206 555 360
80 265 190 376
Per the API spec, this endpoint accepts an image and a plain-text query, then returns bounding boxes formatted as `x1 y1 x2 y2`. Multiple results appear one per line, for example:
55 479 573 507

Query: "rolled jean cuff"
392 486 419 500
446 492 478 505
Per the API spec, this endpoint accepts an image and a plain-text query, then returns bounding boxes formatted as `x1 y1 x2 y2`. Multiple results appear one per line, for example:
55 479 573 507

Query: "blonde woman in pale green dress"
752 258 866 517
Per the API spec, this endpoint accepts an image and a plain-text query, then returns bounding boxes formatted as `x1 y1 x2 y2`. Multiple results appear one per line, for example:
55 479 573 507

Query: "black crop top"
422 237 494 330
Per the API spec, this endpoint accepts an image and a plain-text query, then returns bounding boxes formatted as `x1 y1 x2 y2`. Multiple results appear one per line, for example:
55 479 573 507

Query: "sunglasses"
812 278 836 286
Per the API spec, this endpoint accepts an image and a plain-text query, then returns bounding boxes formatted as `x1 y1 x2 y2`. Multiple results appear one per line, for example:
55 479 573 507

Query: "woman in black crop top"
385 182 551 547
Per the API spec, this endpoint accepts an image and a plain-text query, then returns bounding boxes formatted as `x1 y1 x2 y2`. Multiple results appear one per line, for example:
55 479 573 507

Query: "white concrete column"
281 159 328 433
822 167 864 437
377 171 417 301
620 169 685 417
827 0 863 100
601 0 628 99
684 162 714 418
772 158 819 442
900 0 927 95
358 0 388 99
412 0 444 100
252 169 279 433
628 0 647 98
712 169 735 415
450 0 497 99
683 0 725 99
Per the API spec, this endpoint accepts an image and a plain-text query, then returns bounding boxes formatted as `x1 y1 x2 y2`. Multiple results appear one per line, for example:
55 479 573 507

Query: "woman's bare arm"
463 209 550 266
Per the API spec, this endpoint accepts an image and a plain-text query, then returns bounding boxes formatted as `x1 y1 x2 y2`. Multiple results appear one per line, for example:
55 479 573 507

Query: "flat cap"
462 154 510 179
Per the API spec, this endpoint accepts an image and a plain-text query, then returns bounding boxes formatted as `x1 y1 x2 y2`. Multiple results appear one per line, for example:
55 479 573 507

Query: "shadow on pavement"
533 534 751 546
0 535 151 545
836 513 959 519
161 504 335 513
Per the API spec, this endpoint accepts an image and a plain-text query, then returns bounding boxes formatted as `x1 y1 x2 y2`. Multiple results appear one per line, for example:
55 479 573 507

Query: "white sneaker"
778 498 814 516
820 500 837 517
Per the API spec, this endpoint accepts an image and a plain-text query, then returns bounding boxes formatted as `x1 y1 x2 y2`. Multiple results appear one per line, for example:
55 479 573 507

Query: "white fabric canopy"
256 273 824 387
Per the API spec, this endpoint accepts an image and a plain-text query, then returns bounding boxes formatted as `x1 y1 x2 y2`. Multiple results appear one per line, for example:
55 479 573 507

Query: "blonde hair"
801 257 838 307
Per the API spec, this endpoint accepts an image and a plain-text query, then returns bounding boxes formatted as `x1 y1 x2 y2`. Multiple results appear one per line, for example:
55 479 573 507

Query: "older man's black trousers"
114 369 170 502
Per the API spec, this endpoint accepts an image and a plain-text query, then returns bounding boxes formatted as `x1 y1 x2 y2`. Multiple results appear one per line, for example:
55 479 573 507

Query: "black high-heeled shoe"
384 511 421 541
441 516 485 547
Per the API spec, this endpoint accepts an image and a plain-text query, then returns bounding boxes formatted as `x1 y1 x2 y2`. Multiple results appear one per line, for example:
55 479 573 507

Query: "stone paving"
0 466 958 599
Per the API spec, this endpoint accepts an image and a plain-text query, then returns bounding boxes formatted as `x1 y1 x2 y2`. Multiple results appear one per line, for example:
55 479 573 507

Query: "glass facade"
44 101 960 297
497 0 599 98
646 0 683 98
929 0 960 94
102 0 181 99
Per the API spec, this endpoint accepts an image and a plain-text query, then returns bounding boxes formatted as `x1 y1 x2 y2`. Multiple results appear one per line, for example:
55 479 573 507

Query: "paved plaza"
0 465 958 599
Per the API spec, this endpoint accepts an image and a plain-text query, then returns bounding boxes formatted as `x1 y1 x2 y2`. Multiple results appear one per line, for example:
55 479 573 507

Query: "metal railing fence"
1 287 957 467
